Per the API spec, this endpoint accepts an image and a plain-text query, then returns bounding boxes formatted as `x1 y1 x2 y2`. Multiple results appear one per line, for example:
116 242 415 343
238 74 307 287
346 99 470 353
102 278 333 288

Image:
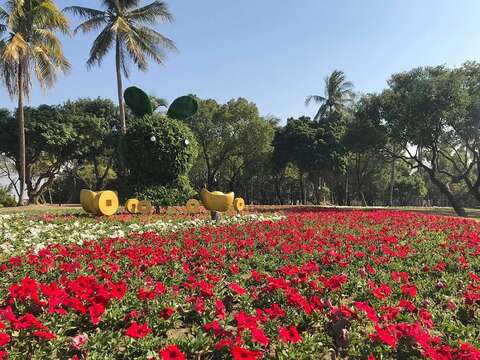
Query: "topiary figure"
121 113 198 185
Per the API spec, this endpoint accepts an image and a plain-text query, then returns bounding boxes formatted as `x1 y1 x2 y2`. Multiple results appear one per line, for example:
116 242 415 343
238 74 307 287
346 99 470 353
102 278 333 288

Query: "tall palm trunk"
17 60 26 206
116 37 126 134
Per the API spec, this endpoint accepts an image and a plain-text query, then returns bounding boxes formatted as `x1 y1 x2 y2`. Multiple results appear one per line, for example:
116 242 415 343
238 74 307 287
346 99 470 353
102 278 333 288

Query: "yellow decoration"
80 189 96 213
93 191 119 216
138 200 153 214
200 189 234 212
233 198 245 212
186 199 200 213
125 198 140 214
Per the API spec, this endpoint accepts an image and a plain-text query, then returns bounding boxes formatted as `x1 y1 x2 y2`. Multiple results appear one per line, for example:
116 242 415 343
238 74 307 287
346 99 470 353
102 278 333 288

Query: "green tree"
185 98 271 190
306 69 354 121
344 94 388 205
380 66 470 216
0 0 70 205
0 104 108 204
65 0 177 134
62 98 119 190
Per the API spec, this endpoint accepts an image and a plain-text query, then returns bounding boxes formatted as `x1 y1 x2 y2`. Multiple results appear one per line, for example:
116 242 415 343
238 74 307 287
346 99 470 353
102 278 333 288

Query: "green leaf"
124 86 153 118
167 96 198 120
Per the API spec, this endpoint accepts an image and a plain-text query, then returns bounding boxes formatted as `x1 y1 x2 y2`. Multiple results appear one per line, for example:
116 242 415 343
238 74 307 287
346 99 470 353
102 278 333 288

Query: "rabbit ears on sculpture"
124 86 198 120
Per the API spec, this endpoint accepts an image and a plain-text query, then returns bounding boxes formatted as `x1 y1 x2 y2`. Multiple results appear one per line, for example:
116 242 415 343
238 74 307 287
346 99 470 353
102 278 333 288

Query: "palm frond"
0 6 8 23
63 6 104 20
305 94 326 106
134 26 176 53
122 29 148 71
35 1 70 34
86 25 114 68
73 15 107 34
127 1 173 24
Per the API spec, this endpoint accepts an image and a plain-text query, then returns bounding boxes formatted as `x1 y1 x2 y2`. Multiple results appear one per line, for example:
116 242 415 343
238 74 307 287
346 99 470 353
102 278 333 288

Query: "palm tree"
305 69 354 121
0 0 70 205
65 0 177 134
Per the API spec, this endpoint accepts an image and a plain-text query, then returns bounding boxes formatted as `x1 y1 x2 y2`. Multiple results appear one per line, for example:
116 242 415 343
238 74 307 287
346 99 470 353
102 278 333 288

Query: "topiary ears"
124 86 153 118
124 86 198 120
167 96 198 120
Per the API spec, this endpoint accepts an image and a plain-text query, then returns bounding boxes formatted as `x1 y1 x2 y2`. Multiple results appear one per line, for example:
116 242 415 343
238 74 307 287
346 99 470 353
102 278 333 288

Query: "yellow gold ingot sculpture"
125 198 140 214
185 198 200 213
80 189 96 213
80 189 119 216
93 191 119 216
199 189 235 212
233 198 245 212
137 200 153 214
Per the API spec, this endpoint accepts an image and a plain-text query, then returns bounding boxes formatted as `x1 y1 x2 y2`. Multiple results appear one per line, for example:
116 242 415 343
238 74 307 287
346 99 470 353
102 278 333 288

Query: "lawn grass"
1 203 480 219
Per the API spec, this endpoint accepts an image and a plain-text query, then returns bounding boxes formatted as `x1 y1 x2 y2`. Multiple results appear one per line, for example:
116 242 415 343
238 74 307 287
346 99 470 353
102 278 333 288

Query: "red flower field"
1 209 480 359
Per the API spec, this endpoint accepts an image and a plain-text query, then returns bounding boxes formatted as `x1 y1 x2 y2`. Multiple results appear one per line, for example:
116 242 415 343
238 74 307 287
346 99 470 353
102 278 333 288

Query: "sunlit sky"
1 0 479 120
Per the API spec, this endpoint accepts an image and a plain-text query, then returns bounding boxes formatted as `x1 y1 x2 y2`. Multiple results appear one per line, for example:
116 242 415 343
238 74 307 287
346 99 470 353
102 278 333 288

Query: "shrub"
0 186 16 207
121 114 198 185
133 179 195 209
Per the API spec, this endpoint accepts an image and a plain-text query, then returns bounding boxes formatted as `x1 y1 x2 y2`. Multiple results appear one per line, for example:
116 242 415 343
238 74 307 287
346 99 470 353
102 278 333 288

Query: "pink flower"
72 333 88 349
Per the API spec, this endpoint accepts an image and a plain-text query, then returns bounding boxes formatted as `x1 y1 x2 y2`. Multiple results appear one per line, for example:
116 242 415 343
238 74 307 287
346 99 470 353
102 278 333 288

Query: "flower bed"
0 212 284 258
0 209 480 359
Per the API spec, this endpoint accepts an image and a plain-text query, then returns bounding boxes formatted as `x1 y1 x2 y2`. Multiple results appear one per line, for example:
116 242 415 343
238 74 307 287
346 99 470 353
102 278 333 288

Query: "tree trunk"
299 172 305 205
429 175 466 217
274 177 284 205
389 158 396 207
116 38 126 134
345 161 349 206
17 60 26 206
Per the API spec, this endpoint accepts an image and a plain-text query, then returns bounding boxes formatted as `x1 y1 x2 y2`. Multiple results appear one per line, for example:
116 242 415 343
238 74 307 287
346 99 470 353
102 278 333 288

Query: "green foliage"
274 113 347 174
133 179 195 209
124 87 153 118
0 187 15 207
185 97 275 189
121 114 198 186
167 96 199 120
0 101 121 203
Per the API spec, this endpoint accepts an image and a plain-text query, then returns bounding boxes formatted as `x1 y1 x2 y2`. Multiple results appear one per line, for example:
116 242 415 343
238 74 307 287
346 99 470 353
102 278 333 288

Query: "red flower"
159 345 186 360
279 325 302 343
370 325 399 348
401 284 417 297
160 307 175 320
0 333 10 346
229 283 247 295
215 299 226 319
125 322 151 339
231 346 262 360
370 282 392 301
33 331 56 340
88 302 105 325
110 281 127 300
354 301 378 323
250 326 270 346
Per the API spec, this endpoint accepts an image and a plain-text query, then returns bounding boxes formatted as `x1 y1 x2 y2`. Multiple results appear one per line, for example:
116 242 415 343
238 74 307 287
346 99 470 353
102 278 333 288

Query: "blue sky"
1 0 479 121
